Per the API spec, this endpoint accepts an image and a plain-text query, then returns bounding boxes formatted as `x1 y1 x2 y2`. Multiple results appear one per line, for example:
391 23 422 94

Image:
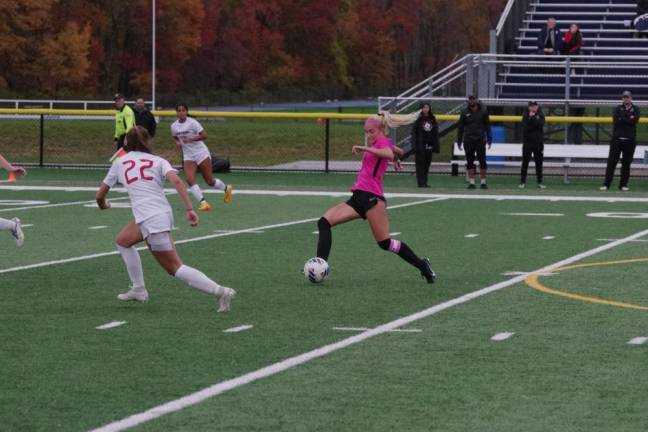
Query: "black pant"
521 144 544 184
604 138 636 188
415 146 433 186
464 139 487 170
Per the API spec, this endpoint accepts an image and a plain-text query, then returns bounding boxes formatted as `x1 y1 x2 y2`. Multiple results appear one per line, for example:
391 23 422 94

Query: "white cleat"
599 186 608 191
620 186 630 191
11 218 24 247
217 287 236 313
538 183 547 189
518 183 525 189
117 286 149 302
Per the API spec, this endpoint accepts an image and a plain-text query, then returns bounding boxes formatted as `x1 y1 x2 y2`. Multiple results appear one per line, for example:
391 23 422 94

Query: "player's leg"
115 221 147 301
184 160 209 210
464 141 476 188
197 157 232 204
0 217 24 247
477 143 488 188
602 139 621 189
367 201 435 283
520 145 531 186
316 203 360 260
534 146 545 187
147 234 235 312
619 141 636 189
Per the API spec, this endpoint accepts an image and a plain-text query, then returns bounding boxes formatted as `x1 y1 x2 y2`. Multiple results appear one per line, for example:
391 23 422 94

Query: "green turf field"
2 170 648 431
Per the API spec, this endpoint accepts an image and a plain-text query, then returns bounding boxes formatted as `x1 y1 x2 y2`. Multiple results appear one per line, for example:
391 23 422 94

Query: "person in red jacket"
562 24 583 55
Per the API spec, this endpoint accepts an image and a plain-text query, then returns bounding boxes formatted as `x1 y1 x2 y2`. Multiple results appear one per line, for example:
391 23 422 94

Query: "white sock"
174 264 224 296
188 184 204 202
468 178 475 185
481 178 487 184
0 217 15 231
116 245 145 290
210 178 226 191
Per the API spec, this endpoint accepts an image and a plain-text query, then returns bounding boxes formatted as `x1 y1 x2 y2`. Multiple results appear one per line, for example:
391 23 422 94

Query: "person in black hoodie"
457 96 492 189
601 90 641 191
410 102 439 187
133 97 157 138
519 101 546 189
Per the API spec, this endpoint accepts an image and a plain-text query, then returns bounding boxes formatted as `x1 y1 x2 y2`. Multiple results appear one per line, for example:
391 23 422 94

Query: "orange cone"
7 171 16 182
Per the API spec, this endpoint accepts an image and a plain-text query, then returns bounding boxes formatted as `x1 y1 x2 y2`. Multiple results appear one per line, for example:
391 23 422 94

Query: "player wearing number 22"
95 126 235 312
314 118 436 283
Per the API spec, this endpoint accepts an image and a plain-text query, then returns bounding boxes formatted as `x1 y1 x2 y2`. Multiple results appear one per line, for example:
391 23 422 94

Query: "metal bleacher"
499 0 648 100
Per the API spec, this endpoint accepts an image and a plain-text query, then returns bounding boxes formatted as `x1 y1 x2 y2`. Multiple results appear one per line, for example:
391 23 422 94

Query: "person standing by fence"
457 96 492 189
410 102 439 188
133 97 157 138
601 91 641 191
113 93 135 149
519 101 546 189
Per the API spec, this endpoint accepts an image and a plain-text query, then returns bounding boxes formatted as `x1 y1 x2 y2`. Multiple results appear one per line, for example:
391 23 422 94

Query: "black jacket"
457 103 492 144
537 27 563 52
522 109 545 146
613 103 640 141
133 106 157 137
411 114 440 153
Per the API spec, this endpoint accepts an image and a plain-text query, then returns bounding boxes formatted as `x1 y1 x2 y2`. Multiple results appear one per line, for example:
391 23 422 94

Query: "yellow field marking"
525 257 648 311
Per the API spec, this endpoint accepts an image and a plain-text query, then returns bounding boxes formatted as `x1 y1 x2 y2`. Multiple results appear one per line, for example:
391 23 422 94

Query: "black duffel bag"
211 156 231 173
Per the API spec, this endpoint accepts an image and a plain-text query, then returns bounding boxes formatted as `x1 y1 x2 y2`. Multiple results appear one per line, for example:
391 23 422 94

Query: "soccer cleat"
518 183 525 189
117 286 149 302
480 183 488 190
223 184 233 203
10 218 24 247
198 200 211 211
217 287 236 312
420 257 436 284
620 186 630 191
538 183 547 189
467 183 476 190
599 186 608 191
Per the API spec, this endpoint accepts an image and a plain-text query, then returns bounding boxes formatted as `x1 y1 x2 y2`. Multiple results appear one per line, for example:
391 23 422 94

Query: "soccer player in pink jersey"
0 153 26 247
96 126 236 312
314 118 435 283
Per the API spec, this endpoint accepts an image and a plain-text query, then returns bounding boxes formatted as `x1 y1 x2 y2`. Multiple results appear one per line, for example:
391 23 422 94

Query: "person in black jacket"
519 101 546 189
133 97 157 138
457 96 492 189
537 17 563 55
601 91 641 191
410 102 439 188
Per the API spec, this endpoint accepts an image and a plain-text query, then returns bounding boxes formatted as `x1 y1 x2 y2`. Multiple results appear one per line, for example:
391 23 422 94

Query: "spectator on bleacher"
519 102 546 189
537 17 563 55
113 93 135 150
601 91 641 191
562 24 583 55
634 0 648 34
133 97 157 138
410 102 439 188
457 96 492 189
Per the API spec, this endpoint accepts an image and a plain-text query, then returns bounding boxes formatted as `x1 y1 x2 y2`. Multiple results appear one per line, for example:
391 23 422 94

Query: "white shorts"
182 142 211 165
138 211 174 240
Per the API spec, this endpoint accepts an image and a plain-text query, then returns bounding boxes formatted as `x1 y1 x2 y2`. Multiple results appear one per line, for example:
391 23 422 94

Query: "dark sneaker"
480 183 488 190
467 184 476 190
420 257 436 284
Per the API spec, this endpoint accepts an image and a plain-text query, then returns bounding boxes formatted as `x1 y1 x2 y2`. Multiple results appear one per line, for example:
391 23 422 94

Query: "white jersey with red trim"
103 151 177 223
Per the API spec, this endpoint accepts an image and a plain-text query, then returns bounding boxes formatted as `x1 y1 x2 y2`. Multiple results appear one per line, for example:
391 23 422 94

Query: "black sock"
316 217 332 260
397 241 424 270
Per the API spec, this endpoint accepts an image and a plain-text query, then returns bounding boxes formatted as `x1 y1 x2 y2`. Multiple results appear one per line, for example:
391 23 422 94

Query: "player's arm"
186 129 207 142
96 183 111 209
166 171 199 226
0 154 26 175
352 145 394 160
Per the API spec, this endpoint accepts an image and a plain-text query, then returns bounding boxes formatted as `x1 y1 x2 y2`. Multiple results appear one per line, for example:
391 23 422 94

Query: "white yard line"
223 325 254 333
332 327 422 333
0 198 445 275
491 332 515 341
627 337 648 345
502 212 564 217
0 196 130 213
88 226 648 432
465 234 479 238
597 238 648 243
96 321 127 330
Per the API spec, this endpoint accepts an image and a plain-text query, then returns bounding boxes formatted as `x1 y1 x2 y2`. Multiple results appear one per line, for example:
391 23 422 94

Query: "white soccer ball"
303 257 329 283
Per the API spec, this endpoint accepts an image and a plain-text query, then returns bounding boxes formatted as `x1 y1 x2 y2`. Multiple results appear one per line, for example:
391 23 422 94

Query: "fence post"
39 114 44 167
324 118 330 173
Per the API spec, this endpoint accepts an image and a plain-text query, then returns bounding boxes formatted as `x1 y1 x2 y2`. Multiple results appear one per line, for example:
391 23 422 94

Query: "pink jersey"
351 136 395 198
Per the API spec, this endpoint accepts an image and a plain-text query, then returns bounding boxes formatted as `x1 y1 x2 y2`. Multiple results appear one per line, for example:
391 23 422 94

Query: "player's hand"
393 160 403 171
98 200 111 210
352 145 364 154
187 209 199 226
12 167 27 177
487 138 493 149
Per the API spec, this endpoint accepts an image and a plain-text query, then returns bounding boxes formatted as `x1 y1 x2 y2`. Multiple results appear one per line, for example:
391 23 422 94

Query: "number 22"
123 159 154 184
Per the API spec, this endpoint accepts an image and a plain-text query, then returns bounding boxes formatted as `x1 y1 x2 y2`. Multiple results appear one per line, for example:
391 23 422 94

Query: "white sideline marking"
597 238 648 243
84 202 132 209
96 321 127 330
312 231 319 234
542 236 555 240
465 234 479 238
491 332 515 341
223 325 253 333
88 226 648 432
21 224 34 228
501 271 554 277
0 198 445 275
332 327 421 333
213 229 265 234
502 212 564 217
89 226 108 230
0 196 130 213
627 337 648 345
389 232 401 236
8 185 648 203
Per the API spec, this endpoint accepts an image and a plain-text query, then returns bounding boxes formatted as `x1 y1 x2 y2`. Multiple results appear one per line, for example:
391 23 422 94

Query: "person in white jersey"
171 103 233 211
0 153 26 247
95 126 236 312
